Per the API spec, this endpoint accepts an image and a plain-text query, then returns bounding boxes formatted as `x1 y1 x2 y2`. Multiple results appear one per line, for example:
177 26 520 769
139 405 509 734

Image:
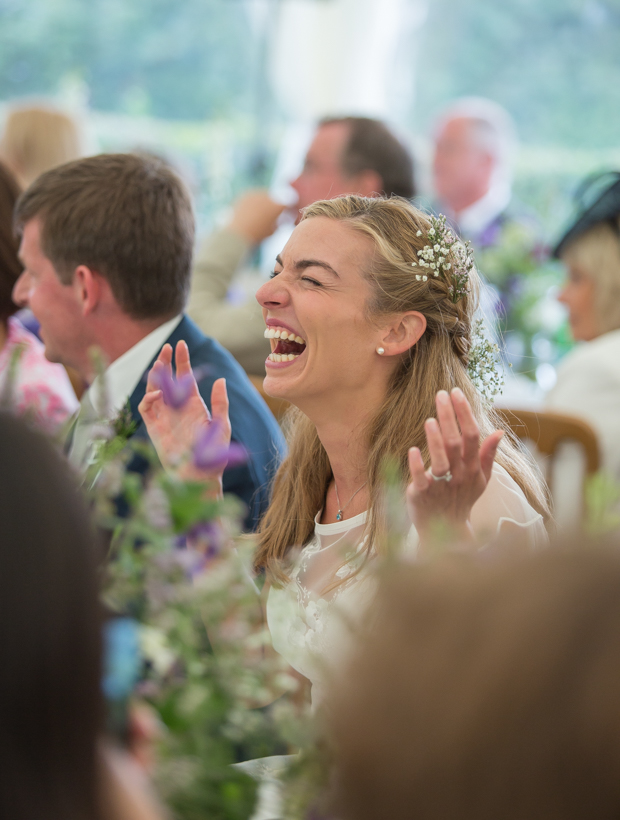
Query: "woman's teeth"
267 352 301 362
264 325 306 363
263 327 306 344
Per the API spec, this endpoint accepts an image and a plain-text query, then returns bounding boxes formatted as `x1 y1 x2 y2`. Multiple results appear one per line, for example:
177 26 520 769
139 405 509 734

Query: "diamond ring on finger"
430 469 452 482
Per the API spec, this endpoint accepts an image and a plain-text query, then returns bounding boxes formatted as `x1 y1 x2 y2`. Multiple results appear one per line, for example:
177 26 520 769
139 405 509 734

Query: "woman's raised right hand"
138 340 232 489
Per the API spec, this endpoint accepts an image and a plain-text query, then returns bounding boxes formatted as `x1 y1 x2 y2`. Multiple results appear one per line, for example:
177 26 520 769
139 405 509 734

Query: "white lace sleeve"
404 463 548 556
469 462 547 549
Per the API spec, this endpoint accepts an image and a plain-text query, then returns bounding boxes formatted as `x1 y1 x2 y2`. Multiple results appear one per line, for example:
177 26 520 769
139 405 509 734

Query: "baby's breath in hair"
412 214 474 302
468 319 504 403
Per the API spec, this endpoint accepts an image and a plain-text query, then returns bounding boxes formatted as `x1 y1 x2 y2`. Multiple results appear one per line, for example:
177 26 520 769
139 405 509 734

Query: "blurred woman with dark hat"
545 171 620 480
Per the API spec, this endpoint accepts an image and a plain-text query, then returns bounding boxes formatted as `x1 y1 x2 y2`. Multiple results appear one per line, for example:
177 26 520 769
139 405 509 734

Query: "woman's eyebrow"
275 254 340 278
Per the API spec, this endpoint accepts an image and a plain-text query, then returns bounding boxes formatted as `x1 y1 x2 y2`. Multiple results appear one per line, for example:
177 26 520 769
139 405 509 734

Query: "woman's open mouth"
264 326 306 363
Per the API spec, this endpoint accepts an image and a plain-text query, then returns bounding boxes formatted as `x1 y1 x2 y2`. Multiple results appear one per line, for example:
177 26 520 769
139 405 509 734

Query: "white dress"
545 329 620 482
266 463 547 708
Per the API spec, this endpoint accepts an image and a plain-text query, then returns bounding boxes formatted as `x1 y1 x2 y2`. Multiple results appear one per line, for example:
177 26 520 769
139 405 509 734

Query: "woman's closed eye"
269 268 323 288
301 276 323 287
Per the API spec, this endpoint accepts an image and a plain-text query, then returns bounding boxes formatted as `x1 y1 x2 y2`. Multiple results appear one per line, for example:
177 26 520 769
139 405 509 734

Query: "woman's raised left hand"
138 340 231 489
406 387 503 539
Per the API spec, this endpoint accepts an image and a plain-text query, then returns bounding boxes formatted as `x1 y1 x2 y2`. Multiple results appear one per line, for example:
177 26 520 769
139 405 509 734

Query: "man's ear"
73 266 102 317
379 312 427 356
351 169 385 198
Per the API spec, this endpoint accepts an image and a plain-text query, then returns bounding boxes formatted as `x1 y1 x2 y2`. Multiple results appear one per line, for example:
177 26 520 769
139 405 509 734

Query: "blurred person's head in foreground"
0 160 23 329
0 411 102 817
0 104 83 189
0 412 163 820
11 152 194 381
432 97 517 218
291 116 416 214
553 171 620 342
328 542 620 820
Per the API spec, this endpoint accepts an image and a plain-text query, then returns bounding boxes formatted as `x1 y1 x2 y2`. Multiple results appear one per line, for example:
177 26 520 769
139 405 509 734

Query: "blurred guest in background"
0 412 163 820
432 97 519 249
188 116 416 374
545 172 620 480
329 543 620 820
0 160 77 432
1 103 85 344
12 152 285 527
0 103 83 189
432 97 547 386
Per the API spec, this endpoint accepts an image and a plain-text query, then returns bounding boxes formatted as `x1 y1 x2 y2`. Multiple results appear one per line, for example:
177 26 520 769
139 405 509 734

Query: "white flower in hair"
468 319 505 403
412 214 474 303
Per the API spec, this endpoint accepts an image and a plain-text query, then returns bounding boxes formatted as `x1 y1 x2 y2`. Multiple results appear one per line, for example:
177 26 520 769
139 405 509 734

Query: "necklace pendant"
336 510 343 521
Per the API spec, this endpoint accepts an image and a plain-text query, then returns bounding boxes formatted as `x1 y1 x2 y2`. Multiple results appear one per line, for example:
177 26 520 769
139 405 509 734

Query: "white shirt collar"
456 180 512 240
86 314 182 420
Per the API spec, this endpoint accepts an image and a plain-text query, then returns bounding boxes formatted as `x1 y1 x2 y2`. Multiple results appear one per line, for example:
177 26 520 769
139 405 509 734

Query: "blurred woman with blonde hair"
546 171 620 480
139 194 550 706
1 104 83 188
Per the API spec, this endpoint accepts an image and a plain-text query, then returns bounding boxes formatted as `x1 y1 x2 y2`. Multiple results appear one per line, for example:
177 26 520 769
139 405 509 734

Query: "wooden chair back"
495 408 600 514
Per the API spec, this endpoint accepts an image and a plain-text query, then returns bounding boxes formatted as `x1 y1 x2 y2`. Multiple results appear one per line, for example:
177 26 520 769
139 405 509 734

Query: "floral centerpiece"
473 218 569 379
78 364 316 819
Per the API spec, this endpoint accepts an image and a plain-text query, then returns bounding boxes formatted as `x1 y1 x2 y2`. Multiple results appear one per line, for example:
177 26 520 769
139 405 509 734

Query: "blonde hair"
255 196 550 581
1 105 83 188
561 218 620 336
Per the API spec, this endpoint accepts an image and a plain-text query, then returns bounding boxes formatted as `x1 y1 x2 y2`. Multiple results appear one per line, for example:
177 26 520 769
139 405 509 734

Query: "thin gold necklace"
334 480 367 522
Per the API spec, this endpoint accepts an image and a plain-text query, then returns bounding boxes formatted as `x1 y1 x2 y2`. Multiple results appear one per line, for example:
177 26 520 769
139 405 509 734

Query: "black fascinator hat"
553 171 620 258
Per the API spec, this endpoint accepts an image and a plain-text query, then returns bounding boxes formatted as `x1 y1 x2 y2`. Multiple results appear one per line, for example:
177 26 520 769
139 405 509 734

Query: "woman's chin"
263 360 304 400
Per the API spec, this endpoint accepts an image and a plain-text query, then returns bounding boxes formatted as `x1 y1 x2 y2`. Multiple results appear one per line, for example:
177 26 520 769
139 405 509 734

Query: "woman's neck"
301 375 389 484
312 403 379 523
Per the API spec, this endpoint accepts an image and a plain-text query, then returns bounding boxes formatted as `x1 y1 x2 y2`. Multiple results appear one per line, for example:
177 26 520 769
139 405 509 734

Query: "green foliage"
84 403 313 819
472 218 567 378
414 0 620 150
585 472 620 536
0 0 254 121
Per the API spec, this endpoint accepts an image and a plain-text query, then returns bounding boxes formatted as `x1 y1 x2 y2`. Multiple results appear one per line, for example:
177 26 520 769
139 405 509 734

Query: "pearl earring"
376 347 385 355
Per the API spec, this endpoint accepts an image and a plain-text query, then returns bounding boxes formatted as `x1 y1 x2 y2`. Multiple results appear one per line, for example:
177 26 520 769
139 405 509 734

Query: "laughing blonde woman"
139 195 549 706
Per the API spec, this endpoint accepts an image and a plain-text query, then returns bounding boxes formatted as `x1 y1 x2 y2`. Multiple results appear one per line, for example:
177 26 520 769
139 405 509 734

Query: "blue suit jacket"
127 315 286 530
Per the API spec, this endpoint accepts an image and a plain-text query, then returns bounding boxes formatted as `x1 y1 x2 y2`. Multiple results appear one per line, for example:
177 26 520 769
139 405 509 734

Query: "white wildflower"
139 625 176 676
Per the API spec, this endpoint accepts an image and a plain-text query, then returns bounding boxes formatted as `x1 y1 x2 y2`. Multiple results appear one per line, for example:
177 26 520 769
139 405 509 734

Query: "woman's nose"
256 275 290 309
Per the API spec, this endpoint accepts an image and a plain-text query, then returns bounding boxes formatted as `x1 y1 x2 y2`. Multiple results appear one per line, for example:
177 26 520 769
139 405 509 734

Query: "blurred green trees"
0 0 254 120
414 0 620 150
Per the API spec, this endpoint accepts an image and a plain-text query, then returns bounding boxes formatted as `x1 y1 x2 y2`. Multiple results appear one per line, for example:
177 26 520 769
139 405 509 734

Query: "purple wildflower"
192 419 247 473
477 218 502 248
188 521 225 562
150 368 195 409
149 365 211 410
175 522 225 572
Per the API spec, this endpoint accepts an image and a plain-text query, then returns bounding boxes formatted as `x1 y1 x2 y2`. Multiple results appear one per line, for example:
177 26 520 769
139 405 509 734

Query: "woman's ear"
379 311 427 356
